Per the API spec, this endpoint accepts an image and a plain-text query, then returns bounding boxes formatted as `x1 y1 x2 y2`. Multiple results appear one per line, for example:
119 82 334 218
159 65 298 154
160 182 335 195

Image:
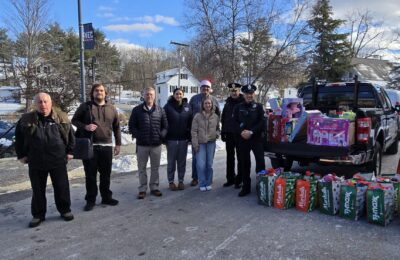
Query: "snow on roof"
351 58 393 84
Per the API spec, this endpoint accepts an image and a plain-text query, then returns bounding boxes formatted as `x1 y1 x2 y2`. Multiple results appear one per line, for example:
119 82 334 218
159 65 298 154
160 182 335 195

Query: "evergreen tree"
307 0 352 81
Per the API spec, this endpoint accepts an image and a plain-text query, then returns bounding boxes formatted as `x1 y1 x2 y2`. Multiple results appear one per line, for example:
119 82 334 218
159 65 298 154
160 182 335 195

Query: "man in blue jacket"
129 87 168 199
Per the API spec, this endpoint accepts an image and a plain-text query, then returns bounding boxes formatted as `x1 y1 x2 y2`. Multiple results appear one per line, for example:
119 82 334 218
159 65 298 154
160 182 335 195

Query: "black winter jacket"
233 101 265 139
128 103 168 146
221 94 244 134
163 97 192 141
15 109 75 170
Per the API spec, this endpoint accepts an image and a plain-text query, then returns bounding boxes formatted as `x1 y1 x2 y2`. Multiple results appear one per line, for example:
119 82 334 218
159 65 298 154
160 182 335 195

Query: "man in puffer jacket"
129 87 168 199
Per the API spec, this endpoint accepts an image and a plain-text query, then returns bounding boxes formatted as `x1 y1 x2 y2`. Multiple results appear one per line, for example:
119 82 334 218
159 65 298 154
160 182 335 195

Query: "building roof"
350 57 393 85
156 66 197 85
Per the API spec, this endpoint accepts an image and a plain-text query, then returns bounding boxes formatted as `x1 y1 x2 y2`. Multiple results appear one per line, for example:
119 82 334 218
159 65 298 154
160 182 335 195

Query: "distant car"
0 121 15 140
385 89 400 108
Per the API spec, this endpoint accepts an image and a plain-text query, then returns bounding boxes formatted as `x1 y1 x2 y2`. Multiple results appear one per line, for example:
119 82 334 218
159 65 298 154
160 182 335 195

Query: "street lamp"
170 41 189 90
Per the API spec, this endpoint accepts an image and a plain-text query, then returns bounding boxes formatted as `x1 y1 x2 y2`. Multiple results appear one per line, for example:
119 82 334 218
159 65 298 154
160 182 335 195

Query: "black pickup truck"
264 81 400 175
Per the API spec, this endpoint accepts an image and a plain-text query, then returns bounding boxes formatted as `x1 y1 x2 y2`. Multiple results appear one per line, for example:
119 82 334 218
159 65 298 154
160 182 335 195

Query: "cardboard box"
289 110 321 142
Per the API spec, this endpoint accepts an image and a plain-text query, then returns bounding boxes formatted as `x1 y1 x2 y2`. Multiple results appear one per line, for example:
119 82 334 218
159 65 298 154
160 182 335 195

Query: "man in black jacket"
15 93 75 228
221 83 244 188
129 87 168 199
234 85 266 197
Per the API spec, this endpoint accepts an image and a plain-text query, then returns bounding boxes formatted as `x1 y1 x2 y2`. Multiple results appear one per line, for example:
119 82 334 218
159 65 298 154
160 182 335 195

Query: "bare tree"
346 9 399 58
184 0 309 100
4 0 50 110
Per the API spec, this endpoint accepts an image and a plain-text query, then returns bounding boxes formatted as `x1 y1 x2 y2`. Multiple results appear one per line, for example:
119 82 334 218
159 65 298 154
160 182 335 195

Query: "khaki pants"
137 145 162 192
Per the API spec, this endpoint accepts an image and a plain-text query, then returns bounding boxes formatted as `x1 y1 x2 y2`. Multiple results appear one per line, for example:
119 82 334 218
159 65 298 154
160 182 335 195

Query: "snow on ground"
112 140 225 173
0 138 12 147
0 103 23 114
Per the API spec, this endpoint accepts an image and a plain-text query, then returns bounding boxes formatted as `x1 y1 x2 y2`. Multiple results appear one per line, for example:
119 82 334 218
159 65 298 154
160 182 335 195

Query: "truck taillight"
357 118 371 144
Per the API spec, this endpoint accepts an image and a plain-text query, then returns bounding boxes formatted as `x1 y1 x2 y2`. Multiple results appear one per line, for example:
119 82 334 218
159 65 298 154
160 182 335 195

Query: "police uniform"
221 83 244 188
234 84 266 197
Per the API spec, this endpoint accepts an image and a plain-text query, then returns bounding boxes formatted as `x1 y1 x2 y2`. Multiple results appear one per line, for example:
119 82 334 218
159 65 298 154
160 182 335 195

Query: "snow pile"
0 103 23 114
0 138 12 147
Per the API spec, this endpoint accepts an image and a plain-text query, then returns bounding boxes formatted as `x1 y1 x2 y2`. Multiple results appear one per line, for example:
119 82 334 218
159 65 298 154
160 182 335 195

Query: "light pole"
170 41 189 90
78 0 86 102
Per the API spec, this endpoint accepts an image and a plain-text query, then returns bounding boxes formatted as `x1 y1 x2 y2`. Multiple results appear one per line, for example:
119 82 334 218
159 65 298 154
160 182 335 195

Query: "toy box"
307 117 355 147
281 98 304 119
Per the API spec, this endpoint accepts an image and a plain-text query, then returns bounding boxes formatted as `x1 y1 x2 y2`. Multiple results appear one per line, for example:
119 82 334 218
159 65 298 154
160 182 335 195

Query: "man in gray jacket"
189 79 221 186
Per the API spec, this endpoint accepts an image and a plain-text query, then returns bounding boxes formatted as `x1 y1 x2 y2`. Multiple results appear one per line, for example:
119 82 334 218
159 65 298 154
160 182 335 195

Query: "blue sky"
50 0 188 50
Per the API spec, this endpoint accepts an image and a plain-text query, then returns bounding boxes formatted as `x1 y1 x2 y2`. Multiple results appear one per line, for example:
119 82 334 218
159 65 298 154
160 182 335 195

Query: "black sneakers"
238 189 251 197
28 217 45 228
101 198 119 206
61 212 74 221
84 202 95 211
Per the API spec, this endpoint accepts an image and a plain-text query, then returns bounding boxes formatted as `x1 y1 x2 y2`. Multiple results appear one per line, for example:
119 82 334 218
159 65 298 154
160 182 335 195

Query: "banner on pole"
84 23 95 50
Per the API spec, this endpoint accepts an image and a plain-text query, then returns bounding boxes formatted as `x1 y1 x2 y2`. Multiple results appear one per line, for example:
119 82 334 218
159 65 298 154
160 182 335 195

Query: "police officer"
234 84 266 197
221 83 244 188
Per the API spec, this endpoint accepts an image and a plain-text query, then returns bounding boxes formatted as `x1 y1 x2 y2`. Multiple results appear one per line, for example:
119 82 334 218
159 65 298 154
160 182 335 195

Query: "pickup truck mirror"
395 104 400 114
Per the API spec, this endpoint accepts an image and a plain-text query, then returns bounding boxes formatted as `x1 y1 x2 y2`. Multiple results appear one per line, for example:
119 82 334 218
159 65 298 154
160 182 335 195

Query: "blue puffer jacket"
163 97 192 141
128 103 168 146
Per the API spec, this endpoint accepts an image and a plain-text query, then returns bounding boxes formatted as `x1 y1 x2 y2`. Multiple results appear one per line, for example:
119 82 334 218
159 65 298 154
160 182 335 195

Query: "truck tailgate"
264 142 350 158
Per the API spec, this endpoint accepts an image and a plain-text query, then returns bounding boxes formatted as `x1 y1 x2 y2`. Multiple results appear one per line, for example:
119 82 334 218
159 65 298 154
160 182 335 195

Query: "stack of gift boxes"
256 170 400 226
267 98 356 146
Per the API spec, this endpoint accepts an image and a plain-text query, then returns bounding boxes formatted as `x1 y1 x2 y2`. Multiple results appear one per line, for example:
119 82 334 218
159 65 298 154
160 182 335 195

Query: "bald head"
34 92 52 116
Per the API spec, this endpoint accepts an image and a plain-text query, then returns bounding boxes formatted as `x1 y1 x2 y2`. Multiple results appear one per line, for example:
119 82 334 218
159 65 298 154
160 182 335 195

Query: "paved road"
0 148 399 259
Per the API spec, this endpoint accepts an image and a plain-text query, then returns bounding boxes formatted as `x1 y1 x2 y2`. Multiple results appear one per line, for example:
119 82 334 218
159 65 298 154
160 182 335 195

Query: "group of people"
15 80 266 228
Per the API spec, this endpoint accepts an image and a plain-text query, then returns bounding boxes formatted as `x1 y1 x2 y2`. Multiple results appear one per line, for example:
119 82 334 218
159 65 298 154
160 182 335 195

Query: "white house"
284 87 298 98
155 67 200 106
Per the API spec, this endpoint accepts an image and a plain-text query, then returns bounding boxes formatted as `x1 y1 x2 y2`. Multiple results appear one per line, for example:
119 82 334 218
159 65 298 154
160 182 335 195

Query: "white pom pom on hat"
200 79 212 88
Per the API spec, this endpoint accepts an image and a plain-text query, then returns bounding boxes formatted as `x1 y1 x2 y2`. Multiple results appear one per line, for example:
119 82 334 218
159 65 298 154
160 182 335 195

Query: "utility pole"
78 0 86 102
170 41 189 90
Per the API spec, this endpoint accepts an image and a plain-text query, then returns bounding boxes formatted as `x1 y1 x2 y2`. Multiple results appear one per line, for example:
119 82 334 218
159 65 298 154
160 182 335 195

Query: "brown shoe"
190 179 198 186
137 192 146 199
178 182 185 190
169 183 178 191
150 190 163 197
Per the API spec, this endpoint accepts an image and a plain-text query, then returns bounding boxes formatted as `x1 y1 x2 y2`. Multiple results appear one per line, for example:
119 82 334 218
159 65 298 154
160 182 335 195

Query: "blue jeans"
195 141 216 188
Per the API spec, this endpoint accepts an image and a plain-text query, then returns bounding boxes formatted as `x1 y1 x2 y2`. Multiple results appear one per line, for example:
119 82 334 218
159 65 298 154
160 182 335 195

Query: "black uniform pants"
238 137 265 192
83 145 113 203
225 133 242 184
29 165 71 219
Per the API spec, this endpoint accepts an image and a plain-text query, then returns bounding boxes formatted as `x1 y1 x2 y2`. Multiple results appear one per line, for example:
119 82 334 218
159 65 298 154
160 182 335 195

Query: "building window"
191 86 198 94
182 86 188 93
180 74 188 80
169 85 176 93
36 67 41 74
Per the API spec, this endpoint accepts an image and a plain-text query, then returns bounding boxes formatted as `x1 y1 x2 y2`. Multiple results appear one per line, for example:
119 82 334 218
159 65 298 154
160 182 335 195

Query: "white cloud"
110 16 132 22
104 23 163 33
98 12 115 18
135 15 179 26
98 5 114 12
110 39 144 50
331 0 400 27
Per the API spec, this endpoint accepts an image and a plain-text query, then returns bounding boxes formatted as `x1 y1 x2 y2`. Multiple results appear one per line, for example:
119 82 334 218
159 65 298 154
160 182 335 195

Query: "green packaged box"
256 175 278 207
366 187 395 226
339 184 368 221
274 177 298 209
318 181 342 215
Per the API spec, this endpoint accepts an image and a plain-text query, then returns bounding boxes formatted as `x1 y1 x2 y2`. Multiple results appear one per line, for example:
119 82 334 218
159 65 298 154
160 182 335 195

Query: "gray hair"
34 92 52 103
143 86 156 95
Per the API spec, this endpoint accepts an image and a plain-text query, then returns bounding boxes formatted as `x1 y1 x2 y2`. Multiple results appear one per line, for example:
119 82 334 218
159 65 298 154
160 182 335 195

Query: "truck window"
302 91 376 110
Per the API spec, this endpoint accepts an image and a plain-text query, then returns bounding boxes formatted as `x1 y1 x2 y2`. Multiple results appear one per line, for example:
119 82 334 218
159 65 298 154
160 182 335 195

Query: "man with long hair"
72 83 121 211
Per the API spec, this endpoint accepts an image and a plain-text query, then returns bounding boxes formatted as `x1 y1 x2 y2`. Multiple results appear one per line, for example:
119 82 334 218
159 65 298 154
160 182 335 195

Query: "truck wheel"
385 137 398 155
366 142 382 176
